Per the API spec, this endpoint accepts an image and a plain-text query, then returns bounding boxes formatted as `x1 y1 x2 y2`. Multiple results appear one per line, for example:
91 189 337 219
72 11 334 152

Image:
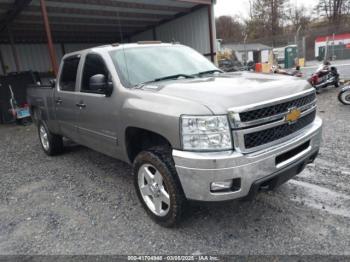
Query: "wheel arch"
125 126 173 163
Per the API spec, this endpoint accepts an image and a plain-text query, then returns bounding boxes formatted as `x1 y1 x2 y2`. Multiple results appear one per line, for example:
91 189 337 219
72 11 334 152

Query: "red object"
346 44 350 49
315 33 350 43
40 0 59 76
255 63 262 72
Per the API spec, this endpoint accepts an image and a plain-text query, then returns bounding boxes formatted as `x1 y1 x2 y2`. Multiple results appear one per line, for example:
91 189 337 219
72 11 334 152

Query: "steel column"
207 5 214 62
7 28 20 72
39 0 58 76
0 47 7 75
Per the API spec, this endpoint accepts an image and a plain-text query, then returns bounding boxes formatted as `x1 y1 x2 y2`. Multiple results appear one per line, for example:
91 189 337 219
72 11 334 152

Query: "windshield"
109 45 218 87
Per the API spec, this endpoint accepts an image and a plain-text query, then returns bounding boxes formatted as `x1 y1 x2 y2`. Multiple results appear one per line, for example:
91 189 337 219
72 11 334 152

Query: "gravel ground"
0 87 350 255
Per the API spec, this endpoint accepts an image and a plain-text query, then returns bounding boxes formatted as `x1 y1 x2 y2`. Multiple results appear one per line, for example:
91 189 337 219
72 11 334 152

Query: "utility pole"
244 34 248 66
295 25 302 58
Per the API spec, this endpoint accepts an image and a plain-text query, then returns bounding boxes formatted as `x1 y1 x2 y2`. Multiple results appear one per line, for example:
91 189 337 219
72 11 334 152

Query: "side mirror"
89 74 113 96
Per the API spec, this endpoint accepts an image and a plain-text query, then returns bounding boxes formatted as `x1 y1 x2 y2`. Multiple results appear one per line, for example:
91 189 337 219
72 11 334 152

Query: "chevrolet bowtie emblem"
285 108 301 124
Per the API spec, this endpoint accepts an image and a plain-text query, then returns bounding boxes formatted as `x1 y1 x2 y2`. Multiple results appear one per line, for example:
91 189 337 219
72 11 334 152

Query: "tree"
287 4 311 32
247 0 288 44
215 16 244 43
316 0 350 25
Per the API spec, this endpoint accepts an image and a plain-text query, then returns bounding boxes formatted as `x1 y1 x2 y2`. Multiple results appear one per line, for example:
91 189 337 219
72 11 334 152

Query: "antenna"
116 9 131 85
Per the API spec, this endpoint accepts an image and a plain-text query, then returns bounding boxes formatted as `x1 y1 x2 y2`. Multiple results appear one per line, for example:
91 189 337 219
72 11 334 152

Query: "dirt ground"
0 87 349 255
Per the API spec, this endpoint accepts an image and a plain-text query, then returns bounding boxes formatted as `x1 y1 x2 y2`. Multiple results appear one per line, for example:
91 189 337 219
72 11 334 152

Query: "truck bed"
27 85 56 123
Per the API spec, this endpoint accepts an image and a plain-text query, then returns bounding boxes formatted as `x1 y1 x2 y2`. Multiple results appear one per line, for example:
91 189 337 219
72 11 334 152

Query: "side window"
59 56 80 92
81 54 109 93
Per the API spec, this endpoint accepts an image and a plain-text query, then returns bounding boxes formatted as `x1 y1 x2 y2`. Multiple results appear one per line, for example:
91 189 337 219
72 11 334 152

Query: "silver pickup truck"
28 43 322 227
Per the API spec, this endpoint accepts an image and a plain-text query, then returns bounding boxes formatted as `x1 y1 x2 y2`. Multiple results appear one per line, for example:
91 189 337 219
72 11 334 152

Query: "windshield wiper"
154 74 195 82
134 74 195 88
196 69 223 76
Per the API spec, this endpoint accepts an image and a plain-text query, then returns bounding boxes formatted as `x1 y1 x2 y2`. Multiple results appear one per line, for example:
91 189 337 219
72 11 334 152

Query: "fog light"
210 180 233 192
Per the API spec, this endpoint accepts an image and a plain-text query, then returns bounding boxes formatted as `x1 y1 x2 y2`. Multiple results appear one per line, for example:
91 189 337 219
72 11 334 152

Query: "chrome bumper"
173 117 322 202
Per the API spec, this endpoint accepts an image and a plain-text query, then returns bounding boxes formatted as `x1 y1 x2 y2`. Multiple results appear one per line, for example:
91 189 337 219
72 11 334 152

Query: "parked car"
27 43 322 227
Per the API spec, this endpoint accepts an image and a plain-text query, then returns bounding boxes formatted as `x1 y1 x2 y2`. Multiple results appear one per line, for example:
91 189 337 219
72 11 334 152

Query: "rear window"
59 56 80 91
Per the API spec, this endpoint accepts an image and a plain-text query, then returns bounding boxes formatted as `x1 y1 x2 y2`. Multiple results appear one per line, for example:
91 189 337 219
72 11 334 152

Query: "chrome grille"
239 93 316 122
244 110 316 149
230 90 318 153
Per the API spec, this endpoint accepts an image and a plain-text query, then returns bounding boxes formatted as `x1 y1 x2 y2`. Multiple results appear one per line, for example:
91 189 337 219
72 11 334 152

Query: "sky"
214 0 319 18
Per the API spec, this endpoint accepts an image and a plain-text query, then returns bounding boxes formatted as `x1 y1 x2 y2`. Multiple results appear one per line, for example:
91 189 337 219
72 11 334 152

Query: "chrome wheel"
39 125 49 151
138 164 170 217
340 92 350 105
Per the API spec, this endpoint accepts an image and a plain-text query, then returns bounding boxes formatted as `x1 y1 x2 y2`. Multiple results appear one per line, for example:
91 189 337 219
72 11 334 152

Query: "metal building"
0 0 216 75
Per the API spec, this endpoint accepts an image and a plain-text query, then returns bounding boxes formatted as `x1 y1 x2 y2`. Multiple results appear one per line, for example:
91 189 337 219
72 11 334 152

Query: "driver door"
76 53 119 157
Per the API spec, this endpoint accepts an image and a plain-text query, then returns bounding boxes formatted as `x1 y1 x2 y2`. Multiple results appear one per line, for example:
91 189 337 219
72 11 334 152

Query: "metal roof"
222 43 272 52
0 0 212 43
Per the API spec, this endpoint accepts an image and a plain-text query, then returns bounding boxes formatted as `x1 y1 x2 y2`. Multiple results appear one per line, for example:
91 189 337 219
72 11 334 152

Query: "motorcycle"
338 85 350 105
308 64 340 92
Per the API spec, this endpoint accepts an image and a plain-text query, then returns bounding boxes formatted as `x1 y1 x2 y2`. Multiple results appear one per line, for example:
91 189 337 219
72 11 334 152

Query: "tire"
38 120 64 156
338 90 350 105
133 147 186 227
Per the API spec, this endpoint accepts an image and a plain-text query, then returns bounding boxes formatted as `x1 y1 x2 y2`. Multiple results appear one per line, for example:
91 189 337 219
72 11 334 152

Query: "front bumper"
173 117 322 202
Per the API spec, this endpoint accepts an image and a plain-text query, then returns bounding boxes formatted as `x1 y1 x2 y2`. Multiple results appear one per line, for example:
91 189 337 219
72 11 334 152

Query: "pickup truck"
28 42 322 227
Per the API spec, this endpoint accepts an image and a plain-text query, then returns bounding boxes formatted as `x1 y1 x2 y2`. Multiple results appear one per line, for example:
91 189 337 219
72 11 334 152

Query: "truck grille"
230 90 318 153
239 93 316 122
244 110 316 149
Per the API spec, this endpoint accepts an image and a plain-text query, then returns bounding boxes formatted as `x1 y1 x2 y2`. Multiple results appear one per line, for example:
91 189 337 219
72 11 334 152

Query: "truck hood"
140 72 313 114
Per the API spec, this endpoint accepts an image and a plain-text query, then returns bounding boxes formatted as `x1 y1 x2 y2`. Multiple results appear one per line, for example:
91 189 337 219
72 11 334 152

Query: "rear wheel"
38 121 64 156
133 148 186 227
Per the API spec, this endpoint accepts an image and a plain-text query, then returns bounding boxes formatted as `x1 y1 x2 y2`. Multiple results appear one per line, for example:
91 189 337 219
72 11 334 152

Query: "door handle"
55 98 63 105
76 103 86 108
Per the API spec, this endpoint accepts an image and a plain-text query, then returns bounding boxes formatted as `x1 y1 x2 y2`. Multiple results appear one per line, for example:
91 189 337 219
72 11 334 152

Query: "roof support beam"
17 5 170 21
40 0 58 76
16 15 155 27
45 0 190 13
176 0 212 4
0 0 32 33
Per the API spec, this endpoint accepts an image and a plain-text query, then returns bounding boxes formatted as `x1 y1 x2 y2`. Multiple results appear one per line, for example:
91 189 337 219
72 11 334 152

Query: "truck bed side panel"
27 86 60 133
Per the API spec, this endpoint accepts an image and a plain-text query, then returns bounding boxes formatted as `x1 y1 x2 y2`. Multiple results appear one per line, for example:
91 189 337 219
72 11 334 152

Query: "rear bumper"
173 117 322 202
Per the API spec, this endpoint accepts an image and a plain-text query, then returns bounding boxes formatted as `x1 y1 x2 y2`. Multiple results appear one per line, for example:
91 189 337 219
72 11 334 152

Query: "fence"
233 24 350 62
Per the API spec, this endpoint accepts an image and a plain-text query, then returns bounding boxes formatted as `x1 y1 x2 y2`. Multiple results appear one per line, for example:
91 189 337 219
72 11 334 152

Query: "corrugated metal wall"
0 43 99 74
130 6 213 56
0 44 62 74
0 6 215 74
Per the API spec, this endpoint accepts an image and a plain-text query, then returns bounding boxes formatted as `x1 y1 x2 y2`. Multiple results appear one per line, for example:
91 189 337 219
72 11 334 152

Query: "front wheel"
338 90 350 105
38 121 64 155
133 148 186 227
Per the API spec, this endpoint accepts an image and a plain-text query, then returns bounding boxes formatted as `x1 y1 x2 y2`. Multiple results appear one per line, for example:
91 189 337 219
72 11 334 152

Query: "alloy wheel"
138 164 170 217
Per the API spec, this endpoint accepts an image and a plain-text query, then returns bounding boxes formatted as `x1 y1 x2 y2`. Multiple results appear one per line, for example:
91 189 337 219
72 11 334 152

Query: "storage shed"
0 0 217 76
222 43 272 64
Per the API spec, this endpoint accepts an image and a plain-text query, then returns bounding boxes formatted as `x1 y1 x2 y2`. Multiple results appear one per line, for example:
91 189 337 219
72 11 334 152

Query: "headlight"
181 115 232 151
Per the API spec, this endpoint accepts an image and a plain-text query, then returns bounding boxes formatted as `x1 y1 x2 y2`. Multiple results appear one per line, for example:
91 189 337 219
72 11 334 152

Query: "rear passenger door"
55 55 81 142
